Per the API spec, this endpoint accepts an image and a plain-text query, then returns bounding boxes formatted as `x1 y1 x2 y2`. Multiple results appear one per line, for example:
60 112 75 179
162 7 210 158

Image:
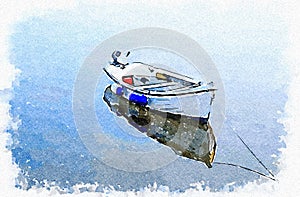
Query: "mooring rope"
233 131 275 178
213 126 277 181
213 161 277 181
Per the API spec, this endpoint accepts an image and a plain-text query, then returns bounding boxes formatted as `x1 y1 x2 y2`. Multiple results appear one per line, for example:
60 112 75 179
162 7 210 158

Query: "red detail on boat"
122 76 133 85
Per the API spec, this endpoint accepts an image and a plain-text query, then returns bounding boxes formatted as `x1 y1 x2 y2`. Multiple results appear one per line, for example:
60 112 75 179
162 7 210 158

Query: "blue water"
7 6 288 193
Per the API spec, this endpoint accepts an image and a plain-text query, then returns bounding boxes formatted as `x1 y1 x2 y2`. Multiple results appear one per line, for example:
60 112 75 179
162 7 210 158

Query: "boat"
103 51 216 120
102 51 217 168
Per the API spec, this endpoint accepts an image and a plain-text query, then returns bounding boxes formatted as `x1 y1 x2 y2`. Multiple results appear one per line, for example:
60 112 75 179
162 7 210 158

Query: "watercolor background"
0 0 300 196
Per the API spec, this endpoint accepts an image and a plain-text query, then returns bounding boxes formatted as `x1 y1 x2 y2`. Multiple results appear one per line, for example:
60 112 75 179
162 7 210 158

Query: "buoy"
129 93 148 106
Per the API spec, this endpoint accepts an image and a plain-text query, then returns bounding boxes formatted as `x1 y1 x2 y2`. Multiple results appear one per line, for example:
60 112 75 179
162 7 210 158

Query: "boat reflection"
103 85 217 168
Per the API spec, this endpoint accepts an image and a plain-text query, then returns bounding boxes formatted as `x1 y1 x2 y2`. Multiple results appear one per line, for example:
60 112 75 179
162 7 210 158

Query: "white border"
1 1 299 196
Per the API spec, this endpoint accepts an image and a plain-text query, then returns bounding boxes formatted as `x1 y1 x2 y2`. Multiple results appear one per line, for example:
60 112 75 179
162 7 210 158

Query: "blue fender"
129 93 148 106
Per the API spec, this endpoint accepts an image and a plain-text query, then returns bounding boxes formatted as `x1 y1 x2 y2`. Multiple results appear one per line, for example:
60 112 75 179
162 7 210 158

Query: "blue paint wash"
7 4 288 193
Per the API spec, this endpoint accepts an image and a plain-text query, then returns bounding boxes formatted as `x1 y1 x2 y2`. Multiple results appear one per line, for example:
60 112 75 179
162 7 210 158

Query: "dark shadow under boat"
103 85 217 168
